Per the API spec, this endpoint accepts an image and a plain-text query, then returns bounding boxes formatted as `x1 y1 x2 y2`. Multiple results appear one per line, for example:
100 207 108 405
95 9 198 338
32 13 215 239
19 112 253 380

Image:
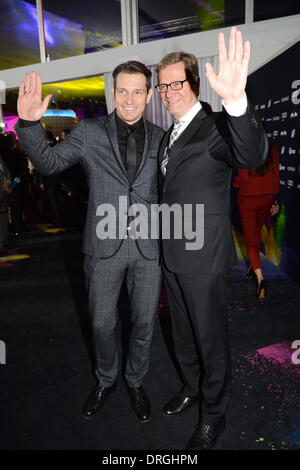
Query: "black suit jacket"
159 100 268 274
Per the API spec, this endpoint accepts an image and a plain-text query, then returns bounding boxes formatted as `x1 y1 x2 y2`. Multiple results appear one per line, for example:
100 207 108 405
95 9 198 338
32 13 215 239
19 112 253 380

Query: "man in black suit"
156 27 268 449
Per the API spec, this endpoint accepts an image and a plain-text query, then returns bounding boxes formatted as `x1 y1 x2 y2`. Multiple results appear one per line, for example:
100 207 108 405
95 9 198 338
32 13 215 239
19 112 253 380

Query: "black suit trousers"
163 264 232 425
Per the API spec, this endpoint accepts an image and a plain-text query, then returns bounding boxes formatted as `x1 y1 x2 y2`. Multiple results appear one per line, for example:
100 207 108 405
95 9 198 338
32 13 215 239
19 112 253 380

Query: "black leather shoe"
257 279 268 299
127 385 151 423
247 267 256 280
246 267 253 278
186 419 226 450
82 383 116 419
163 391 200 417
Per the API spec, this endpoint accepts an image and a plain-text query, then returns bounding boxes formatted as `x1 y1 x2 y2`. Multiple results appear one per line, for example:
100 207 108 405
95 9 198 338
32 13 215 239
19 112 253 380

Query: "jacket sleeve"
14 120 86 176
209 99 269 169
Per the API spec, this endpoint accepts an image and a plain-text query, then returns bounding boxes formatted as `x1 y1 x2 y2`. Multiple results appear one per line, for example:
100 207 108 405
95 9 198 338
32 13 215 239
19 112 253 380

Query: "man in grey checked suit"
15 61 164 423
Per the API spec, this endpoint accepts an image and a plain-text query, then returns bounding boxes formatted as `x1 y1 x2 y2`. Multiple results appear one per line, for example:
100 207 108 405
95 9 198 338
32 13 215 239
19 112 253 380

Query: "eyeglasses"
155 79 187 93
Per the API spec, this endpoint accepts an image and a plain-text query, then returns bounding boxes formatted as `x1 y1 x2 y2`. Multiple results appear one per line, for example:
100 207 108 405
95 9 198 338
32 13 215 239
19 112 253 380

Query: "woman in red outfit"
233 142 280 299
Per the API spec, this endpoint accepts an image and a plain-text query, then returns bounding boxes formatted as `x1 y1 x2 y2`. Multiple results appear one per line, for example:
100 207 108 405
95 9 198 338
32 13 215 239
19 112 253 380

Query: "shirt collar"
115 111 144 132
177 101 202 125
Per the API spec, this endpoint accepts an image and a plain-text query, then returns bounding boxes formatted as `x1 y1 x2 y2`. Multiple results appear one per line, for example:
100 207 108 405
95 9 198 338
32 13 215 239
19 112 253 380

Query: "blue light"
23 1 54 45
20 23 34 32
43 110 77 118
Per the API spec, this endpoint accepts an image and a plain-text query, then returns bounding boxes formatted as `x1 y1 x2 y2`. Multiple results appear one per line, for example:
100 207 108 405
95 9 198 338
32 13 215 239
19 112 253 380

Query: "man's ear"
146 88 153 104
112 87 115 97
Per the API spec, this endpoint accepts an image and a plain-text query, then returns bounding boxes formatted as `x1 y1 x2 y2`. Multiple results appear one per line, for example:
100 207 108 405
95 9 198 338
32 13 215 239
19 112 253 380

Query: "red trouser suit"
233 143 280 270
237 194 274 269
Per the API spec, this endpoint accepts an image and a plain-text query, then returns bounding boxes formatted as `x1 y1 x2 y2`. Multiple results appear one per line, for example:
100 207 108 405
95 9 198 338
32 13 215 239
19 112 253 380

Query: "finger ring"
24 90 29 94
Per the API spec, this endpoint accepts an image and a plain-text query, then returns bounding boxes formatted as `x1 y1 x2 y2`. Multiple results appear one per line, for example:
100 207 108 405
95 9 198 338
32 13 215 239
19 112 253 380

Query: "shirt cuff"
222 93 247 117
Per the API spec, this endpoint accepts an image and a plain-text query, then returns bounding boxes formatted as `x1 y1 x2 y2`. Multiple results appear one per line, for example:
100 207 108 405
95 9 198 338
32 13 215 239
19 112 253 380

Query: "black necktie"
126 127 137 183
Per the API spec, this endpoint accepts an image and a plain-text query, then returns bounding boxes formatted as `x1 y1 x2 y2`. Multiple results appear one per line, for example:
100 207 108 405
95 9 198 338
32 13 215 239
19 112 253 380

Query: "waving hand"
205 26 250 105
17 71 52 121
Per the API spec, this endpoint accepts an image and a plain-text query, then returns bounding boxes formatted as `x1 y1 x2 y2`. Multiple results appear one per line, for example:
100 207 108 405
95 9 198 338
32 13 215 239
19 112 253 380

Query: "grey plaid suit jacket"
15 111 164 260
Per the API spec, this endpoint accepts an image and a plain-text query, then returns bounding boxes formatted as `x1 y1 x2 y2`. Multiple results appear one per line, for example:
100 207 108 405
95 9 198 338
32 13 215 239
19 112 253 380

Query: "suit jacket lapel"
104 111 128 181
159 126 173 163
135 118 152 181
164 108 208 187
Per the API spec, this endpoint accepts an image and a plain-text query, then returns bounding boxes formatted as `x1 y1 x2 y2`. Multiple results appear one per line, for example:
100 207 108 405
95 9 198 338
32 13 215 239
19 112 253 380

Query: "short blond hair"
156 52 199 96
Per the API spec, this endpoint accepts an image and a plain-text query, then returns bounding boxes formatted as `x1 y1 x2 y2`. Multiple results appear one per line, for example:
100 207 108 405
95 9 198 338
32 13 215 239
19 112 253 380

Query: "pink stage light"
3 115 19 136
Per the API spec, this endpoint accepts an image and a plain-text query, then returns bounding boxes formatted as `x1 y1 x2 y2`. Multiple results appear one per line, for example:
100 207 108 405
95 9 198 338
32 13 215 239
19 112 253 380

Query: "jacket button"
129 187 133 192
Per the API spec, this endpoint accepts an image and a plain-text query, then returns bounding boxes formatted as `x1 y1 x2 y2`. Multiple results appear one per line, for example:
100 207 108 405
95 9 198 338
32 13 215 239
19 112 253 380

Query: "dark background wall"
240 42 300 285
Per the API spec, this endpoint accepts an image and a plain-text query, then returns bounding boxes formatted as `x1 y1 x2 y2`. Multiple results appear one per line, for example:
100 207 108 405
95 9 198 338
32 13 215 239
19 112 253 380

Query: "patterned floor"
0 229 299 450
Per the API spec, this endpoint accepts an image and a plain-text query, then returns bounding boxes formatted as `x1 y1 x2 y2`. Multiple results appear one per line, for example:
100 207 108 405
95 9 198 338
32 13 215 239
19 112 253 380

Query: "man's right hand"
17 71 52 121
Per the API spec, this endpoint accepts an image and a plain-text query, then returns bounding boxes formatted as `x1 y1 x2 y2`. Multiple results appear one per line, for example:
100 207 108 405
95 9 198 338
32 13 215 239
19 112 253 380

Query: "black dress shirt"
115 113 145 175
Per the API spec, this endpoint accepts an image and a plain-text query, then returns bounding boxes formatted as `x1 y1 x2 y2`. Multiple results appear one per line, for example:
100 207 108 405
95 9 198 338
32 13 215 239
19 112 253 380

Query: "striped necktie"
161 120 183 176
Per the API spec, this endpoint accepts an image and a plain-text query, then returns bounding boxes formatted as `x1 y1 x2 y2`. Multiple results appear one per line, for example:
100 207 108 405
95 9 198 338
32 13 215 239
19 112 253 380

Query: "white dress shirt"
173 93 248 141
161 93 248 176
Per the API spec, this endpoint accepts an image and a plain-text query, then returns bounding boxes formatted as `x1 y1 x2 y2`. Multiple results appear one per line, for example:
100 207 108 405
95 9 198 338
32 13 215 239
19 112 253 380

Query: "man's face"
158 61 198 120
113 72 152 125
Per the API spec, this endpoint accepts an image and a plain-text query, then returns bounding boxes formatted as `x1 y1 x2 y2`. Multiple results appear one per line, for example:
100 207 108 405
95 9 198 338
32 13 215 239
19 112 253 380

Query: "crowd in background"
0 129 88 254
0 126 280 301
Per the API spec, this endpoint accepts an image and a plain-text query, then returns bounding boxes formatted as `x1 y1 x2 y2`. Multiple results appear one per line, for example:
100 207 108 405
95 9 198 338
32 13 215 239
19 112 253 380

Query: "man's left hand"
205 26 250 105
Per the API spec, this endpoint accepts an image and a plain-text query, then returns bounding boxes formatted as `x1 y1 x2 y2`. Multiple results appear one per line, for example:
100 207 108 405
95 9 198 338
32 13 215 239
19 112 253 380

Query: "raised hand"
17 71 52 121
205 26 250 104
